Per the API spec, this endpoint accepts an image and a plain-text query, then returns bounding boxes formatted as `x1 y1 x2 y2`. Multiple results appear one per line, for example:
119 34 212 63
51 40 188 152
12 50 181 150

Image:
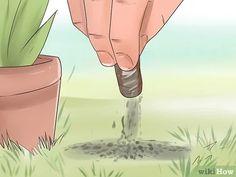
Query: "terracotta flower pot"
0 55 61 151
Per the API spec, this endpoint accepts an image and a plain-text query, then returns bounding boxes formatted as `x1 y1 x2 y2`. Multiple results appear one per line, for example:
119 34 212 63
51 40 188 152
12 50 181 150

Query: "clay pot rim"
0 55 58 69
0 55 61 96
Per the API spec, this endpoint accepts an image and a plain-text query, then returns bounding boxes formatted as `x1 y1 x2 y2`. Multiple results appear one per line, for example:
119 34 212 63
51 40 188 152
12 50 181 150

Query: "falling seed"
121 97 142 141
112 121 116 128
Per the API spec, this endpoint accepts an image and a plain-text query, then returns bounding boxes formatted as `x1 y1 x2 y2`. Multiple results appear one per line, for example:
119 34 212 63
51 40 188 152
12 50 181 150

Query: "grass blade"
58 100 67 121
5 151 17 163
103 168 106 177
185 128 191 145
169 166 179 176
4 155 13 177
202 130 208 145
108 170 114 177
92 163 96 176
220 125 233 148
178 126 185 136
169 131 185 142
117 172 124 177
67 65 76 82
196 126 200 144
79 168 88 177
63 114 71 128
185 158 191 177
211 127 216 142
172 160 180 170
179 157 185 177
1 164 6 173
100 169 102 177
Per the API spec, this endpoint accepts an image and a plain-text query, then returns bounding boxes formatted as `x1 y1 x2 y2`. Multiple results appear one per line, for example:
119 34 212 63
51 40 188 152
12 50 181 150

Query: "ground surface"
1 94 236 177
57 96 236 177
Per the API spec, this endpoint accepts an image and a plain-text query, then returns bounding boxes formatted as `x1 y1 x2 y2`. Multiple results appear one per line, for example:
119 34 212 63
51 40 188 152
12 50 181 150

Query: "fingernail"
97 51 115 67
116 53 134 71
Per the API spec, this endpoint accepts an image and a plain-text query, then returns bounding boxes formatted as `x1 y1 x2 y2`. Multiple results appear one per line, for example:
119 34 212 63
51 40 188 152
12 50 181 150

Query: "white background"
44 0 236 25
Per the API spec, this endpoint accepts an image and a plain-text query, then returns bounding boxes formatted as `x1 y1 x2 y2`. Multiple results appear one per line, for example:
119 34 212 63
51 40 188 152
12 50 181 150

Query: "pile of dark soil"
64 139 190 161
65 97 190 161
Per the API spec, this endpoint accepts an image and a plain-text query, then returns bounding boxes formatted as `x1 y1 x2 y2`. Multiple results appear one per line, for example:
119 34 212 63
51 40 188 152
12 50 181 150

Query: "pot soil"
0 55 61 151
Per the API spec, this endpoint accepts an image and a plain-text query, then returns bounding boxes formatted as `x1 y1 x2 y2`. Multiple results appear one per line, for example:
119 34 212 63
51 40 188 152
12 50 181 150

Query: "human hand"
67 0 183 71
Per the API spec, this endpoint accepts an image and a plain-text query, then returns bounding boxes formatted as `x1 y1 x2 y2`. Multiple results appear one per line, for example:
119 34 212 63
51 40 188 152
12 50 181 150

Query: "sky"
40 0 236 99
42 0 236 75
44 0 236 25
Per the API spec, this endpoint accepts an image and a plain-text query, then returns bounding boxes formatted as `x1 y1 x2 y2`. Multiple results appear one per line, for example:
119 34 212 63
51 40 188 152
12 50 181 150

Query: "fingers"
68 0 183 70
84 0 116 67
67 0 88 36
140 0 183 52
110 0 149 71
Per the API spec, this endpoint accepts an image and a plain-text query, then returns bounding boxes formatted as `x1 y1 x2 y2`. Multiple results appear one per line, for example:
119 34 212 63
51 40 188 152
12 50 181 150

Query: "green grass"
0 0 55 67
168 125 236 177
0 103 236 177
78 163 123 177
1 81 236 177
0 99 71 177
168 127 191 145
67 65 76 82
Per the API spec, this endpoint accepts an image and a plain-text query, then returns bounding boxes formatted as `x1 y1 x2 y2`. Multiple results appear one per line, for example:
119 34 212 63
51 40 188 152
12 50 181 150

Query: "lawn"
1 74 236 177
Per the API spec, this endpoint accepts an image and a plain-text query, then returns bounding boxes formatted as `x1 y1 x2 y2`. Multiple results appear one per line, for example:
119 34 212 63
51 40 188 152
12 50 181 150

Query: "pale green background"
42 0 236 101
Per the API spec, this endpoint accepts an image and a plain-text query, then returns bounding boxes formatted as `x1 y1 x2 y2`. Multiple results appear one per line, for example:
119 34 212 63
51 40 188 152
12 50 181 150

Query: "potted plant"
0 0 61 151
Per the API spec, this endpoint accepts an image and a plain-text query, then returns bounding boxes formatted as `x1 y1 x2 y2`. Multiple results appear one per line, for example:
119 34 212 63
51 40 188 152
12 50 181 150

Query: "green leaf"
0 0 56 67
7 0 49 55
18 12 56 66
0 0 21 65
